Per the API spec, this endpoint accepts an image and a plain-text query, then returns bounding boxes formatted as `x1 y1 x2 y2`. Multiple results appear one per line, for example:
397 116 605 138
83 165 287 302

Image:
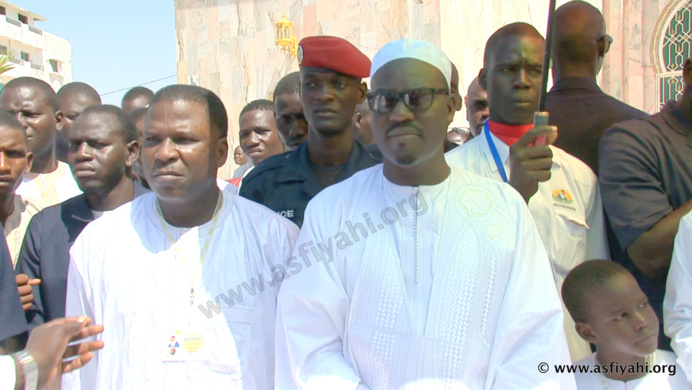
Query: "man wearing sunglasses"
276 38 574 389
546 0 645 174
240 36 380 227
446 22 608 362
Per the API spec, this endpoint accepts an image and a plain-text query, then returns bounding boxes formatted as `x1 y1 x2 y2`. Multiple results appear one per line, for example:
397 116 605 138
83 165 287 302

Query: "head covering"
298 36 371 78
370 39 452 88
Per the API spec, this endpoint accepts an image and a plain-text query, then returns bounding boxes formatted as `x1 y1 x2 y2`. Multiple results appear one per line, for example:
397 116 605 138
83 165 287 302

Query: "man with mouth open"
445 22 608 361
240 36 380 227
62 85 298 389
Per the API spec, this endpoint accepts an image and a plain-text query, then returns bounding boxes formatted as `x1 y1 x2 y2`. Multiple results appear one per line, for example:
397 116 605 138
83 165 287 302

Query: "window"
49 59 61 73
20 51 29 62
0 46 7 56
0 7 6 15
652 0 691 108
17 14 28 24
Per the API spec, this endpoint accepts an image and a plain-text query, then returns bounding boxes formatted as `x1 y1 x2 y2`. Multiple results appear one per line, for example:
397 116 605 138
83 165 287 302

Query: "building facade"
0 0 72 91
175 0 691 178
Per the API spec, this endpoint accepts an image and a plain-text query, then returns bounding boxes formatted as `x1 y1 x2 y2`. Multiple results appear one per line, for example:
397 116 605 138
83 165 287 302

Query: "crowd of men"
0 1 691 389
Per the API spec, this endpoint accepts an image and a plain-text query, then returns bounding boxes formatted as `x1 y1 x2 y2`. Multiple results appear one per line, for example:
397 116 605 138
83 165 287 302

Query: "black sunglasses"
366 88 449 114
598 34 613 52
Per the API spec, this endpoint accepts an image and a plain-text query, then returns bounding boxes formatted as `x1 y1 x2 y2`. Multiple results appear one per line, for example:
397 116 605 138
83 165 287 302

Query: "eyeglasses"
598 34 613 53
366 88 449 114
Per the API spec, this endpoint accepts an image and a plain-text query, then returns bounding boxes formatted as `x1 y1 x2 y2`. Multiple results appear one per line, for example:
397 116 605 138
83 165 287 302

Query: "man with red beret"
240 36 380 227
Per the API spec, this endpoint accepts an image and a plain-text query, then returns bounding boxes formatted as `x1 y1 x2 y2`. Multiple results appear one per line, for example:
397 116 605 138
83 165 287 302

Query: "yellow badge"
552 189 574 204
163 327 210 362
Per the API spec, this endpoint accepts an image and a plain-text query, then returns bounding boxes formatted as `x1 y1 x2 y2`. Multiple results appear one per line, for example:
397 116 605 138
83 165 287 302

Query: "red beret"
297 36 371 78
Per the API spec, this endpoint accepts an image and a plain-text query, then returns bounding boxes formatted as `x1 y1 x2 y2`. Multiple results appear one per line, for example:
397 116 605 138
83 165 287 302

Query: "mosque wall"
174 0 677 178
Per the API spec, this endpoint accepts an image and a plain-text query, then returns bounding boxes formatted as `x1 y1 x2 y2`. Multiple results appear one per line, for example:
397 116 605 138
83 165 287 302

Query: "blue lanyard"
484 121 509 183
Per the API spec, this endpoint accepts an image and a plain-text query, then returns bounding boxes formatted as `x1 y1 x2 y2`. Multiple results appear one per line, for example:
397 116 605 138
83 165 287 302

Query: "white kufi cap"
370 38 452 88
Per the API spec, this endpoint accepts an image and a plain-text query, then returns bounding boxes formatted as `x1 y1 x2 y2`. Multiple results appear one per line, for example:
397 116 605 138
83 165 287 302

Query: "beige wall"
175 0 678 178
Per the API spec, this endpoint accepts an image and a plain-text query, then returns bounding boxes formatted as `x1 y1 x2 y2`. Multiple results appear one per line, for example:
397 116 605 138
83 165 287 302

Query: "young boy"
562 260 690 389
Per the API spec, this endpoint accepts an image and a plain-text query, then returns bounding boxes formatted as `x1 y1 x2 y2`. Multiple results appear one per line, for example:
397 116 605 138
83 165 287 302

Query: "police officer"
240 36 380 227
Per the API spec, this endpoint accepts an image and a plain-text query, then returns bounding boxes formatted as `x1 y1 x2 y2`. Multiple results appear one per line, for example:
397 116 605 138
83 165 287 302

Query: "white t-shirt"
16 161 81 206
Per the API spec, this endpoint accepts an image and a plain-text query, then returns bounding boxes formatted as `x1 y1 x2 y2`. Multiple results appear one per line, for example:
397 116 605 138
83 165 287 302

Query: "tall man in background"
547 0 645 173
55 82 102 162
0 77 81 205
446 23 608 360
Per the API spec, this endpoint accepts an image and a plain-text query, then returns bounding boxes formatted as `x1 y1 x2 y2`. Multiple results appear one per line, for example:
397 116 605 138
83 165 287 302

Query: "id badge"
162 325 211 362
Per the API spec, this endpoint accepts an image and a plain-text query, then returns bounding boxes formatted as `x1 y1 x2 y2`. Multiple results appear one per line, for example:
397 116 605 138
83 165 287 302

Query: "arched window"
652 0 691 108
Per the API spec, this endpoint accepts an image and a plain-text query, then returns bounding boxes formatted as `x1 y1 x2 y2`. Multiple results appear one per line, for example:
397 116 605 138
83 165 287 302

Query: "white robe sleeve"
275 200 366 390
61 239 98 390
487 201 577 390
584 182 610 261
0 355 16 390
664 212 692 383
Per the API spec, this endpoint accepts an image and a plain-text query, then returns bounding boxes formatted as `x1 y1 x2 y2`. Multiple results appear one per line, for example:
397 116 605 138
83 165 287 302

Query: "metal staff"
534 0 558 142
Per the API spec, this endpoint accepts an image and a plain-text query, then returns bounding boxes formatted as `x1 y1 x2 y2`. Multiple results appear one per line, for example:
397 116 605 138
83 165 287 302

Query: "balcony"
5 17 20 27
0 17 45 50
30 63 42 71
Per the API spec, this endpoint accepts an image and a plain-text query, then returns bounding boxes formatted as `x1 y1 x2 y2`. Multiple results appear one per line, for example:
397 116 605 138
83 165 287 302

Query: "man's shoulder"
320 164 379 193
550 147 596 180
449 134 482 156
228 193 299 233
608 111 661 132
78 194 149 237
355 142 383 166
243 151 294 182
445 135 483 165
30 194 86 223
601 95 647 118
599 112 671 155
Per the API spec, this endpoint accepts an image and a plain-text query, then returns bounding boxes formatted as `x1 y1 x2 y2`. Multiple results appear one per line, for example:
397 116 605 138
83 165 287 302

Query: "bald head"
483 23 544 68
122 86 154 114
57 82 101 105
480 23 545 125
55 82 102 161
1 77 58 111
552 1 608 79
465 77 489 136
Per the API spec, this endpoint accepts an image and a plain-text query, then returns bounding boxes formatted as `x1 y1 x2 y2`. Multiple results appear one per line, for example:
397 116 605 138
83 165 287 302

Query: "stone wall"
175 0 676 178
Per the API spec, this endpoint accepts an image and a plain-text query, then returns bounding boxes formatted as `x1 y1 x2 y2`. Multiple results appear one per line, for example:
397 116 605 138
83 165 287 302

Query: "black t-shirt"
599 101 692 350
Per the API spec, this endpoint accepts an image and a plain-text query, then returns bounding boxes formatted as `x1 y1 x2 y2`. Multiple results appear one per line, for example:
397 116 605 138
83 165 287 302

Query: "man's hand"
15 274 40 311
24 316 104 388
508 125 558 202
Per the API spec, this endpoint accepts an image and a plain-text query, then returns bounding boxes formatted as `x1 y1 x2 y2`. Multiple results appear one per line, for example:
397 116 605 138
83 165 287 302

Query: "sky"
12 0 177 106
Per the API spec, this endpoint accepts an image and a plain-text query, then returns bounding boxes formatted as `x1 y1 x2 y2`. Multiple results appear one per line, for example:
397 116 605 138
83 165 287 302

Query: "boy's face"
577 273 659 357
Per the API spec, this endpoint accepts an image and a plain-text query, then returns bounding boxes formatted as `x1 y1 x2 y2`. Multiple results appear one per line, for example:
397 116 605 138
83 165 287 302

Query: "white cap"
370 38 452 89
